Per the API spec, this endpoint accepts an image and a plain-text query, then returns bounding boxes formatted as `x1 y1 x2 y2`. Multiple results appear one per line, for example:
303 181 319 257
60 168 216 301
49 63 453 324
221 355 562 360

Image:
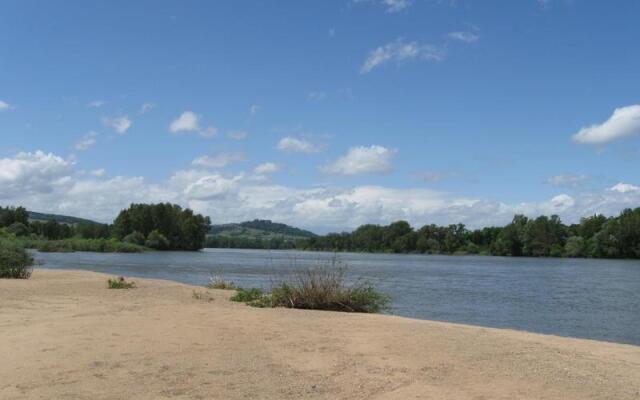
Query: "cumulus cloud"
448 31 480 43
4 150 640 232
609 182 640 193
322 145 396 176
276 136 323 153
572 105 640 144
169 111 217 138
545 174 591 188
191 152 245 168
254 162 280 174
0 100 14 111
0 151 74 198
75 131 99 151
361 39 444 73
102 115 132 134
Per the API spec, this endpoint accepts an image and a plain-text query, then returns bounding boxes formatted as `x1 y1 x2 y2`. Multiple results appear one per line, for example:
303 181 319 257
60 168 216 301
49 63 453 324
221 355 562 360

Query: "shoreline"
2 269 639 399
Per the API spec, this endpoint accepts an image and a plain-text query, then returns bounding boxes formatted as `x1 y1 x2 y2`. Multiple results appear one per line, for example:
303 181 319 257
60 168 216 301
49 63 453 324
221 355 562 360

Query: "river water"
33 248 640 346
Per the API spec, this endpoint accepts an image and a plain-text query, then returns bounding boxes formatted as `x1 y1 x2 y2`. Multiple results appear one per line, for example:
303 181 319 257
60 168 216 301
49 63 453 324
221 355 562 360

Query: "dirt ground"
1 269 639 400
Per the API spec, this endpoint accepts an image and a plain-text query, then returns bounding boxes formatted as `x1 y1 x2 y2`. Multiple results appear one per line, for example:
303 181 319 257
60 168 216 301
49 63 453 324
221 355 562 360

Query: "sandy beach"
1 269 639 400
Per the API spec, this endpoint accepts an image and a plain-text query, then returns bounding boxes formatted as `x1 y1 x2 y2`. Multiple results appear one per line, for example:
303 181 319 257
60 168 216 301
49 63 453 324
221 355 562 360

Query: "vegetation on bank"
0 239 34 279
228 262 390 313
107 276 136 289
297 208 640 259
0 203 210 253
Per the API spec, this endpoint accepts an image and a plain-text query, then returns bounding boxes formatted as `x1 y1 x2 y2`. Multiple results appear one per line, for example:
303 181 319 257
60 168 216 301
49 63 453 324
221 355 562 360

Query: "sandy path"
1 269 639 400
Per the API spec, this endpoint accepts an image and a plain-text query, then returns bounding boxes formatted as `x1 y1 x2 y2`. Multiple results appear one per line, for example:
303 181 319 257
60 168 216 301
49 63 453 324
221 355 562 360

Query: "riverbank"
2 269 639 399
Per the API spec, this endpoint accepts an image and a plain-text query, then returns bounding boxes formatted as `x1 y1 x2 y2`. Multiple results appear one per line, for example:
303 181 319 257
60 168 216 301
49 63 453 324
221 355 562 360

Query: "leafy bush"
107 276 136 289
7 222 30 237
230 288 264 302
123 231 146 246
0 240 34 279
145 230 170 250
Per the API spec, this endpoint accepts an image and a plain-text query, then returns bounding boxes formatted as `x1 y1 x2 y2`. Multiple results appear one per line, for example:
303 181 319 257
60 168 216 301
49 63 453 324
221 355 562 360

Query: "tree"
145 230 170 250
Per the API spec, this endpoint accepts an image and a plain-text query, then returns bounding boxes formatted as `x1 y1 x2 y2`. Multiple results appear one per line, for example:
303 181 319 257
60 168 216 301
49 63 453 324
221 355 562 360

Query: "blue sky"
1 0 640 232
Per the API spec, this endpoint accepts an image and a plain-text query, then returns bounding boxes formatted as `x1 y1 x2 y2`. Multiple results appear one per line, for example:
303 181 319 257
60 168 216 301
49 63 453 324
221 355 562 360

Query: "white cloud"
361 39 444 73
170 111 200 133
140 103 156 114
448 31 480 43
75 131 99 151
102 115 132 134
355 0 412 13
254 162 280 174
87 100 106 108
3 150 640 231
169 111 217 138
572 105 640 144
276 136 323 153
545 174 591 188
0 151 74 198
322 145 396 175
0 100 14 111
609 182 640 193
191 152 245 168
90 168 106 177
227 130 248 140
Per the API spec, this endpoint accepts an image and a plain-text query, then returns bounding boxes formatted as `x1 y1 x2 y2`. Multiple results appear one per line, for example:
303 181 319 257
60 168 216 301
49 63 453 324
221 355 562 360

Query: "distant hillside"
209 219 316 241
28 211 101 226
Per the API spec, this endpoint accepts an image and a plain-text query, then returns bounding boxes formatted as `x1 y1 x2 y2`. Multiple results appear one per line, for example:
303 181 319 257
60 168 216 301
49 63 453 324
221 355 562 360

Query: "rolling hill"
28 211 102 226
209 219 316 241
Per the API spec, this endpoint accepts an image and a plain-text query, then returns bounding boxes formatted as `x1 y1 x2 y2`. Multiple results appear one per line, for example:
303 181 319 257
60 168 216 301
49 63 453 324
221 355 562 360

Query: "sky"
1 0 640 233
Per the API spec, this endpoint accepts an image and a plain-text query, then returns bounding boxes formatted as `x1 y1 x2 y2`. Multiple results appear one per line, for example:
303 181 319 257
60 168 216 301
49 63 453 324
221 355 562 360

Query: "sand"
1 269 639 400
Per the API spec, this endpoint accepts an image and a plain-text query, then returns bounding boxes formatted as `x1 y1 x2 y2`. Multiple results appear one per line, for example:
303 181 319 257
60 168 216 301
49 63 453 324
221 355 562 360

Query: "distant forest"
297 208 640 259
0 203 210 251
3 204 640 258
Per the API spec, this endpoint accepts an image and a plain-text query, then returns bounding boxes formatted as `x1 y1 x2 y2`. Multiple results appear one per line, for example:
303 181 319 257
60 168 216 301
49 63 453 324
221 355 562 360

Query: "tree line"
0 203 211 251
296 208 640 259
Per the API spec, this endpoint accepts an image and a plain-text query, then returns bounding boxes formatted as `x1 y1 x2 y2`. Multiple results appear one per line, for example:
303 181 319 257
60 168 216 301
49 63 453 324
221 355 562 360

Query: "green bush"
123 231 146 246
7 222 30 237
230 288 264 302
107 276 136 289
145 230 170 250
0 240 34 279
17 238 146 253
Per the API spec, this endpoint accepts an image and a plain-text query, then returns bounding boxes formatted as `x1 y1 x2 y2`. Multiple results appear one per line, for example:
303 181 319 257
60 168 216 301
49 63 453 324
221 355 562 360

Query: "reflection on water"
33 248 640 345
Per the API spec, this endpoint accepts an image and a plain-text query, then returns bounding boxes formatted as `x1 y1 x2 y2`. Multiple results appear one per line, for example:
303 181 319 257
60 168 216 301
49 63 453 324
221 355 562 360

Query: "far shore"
2 269 639 400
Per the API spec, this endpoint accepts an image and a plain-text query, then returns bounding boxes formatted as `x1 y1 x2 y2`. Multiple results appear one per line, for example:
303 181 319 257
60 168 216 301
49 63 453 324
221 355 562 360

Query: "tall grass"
229 259 390 313
18 238 147 253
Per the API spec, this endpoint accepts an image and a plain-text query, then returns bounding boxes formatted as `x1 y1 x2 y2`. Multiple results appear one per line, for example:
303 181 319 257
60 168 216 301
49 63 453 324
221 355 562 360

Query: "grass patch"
206 275 238 290
0 239 34 279
107 276 136 289
230 287 264 302
230 260 390 313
